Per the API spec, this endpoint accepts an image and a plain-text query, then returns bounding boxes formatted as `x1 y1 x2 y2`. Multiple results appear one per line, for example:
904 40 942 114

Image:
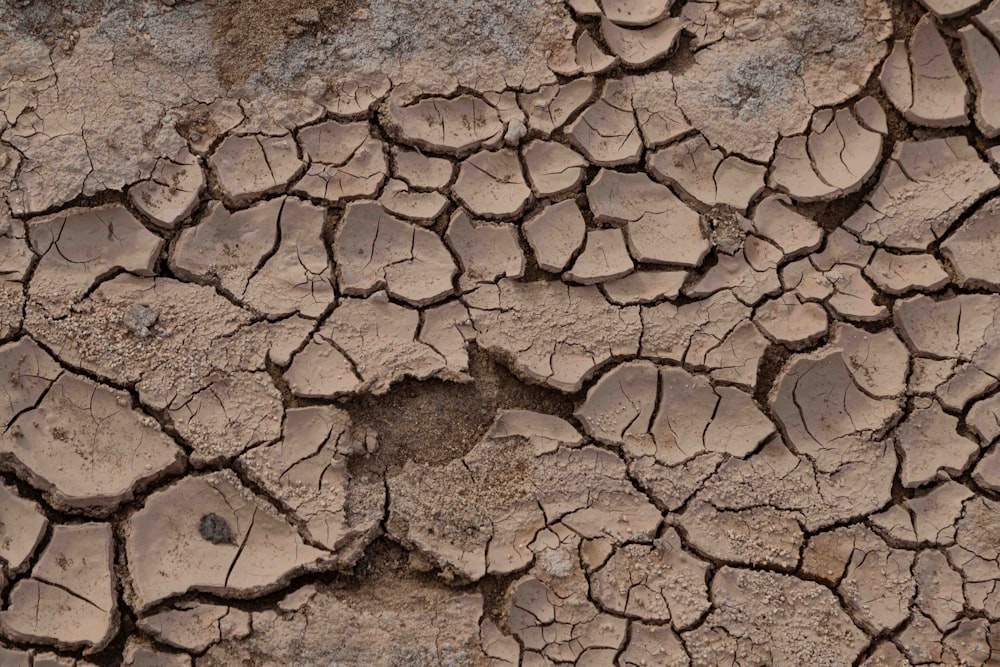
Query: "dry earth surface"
1 0 1000 665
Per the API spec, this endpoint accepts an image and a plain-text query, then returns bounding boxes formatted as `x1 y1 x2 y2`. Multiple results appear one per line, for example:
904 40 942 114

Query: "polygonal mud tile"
550 32 619 77
137 602 250 653
129 149 204 230
600 17 685 68
452 148 532 219
619 622 690 667
948 495 1000 617
881 15 969 127
563 228 634 285
392 148 454 189
1 523 117 653
0 480 47 575
1 371 183 512
588 169 707 267
684 235 782 306
648 134 766 211
589 528 709 628
640 289 750 363
464 278 641 392
754 292 829 350
865 250 949 295
522 200 586 274
209 134 304 205
960 25 1000 137
677 501 803 570
896 399 979 487
521 140 588 197
378 179 449 223
844 138 998 250
445 210 524 291
125 470 328 611
285 292 456 397
518 78 594 137
601 269 687 305
566 80 643 167
682 568 868 666
28 204 164 317
293 120 387 204
919 0 983 16
769 98 886 202
941 196 1000 290
750 196 823 260
382 95 503 156
871 480 974 546
238 405 383 553
334 201 457 307
914 550 965 632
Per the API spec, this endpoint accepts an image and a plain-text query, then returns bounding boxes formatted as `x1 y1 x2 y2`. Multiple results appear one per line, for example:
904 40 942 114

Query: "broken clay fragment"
209 133 304 205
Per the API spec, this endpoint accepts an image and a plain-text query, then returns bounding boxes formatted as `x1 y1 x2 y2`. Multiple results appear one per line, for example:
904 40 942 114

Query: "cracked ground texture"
1 0 1000 665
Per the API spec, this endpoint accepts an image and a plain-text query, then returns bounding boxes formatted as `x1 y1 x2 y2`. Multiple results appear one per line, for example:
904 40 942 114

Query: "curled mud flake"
199 513 235 545
566 80 643 167
551 31 619 76
125 470 327 612
522 200 586 274
28 205 164 318
769 99 885 202
881 15 969 128
683 568 868 667
588 169 707 267
601 0 673 26
451 148 532 219
378 179 449 223
871 480 974 547
865 250 949 295
445 210 525 291
845 137 999 250
590 528 710 628
293 121 387 205
464 278 641 392
600 16 685 68
382 95 503 157
601 269 688 305
286 292 448 397
238 405 383 554
1 372 182 513
521 140 587 198
138 602 251 653
334 201 457 307
0 481 47 575
519 77 595 137
754 292 829 350
678 500 803 570
0 523 117 654
392 148 454 190
564 228 635 285
648 134 766 212
960 25 1000 137
941 196 1000 290
208 134 304 206
504 524 628 663
129 149 204 231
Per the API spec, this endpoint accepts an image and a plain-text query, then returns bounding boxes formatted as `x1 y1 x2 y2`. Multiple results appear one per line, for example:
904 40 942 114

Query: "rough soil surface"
2 0 1000 665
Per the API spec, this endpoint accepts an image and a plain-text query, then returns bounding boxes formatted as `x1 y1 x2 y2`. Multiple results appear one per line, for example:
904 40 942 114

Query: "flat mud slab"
2 0 1000 665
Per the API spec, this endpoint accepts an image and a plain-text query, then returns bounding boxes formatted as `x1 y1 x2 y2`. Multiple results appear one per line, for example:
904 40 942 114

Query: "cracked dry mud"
2 1 1000 666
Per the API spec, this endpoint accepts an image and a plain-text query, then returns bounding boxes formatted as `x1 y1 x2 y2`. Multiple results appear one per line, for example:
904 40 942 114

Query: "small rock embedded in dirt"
122 304 159 338
198 513 234 545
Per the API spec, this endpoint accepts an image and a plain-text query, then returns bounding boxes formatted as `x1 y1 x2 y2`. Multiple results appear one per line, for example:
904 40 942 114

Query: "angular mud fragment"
208 134 304 206
125 471 327 611
521 140 588 197
137 603 251 653
590 528 709 627
28 205 164 317
519 78 594 137
334 201 457 306
1 371 183 512
382 95 503 156
683 568 869 666
641 290 751 364
751 196 823 259
238 406 383 553
522 200 586 273
465 278 641 392
871 480 974 546
960 24 1000 137
129 149 204 230
388 412 660 580
648 134 766 211
601 269 687 305
770 99 886 202
567 80 643 167
293 120 387 204
0 523 117 653
865 250 949 295
844 137 999 250
685 235 782 306
678 501 803 570
378 178 449 222
948 495 1000 617
601 17 685 68
881 15 969 127
445 210 525 290
564 228 634 285
286 292 452 397
392 148 454 190
754 292 829 349
914 549 965 632
897 400 979 487
588 168 707 266
620 622 691 667
0 481 47 575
